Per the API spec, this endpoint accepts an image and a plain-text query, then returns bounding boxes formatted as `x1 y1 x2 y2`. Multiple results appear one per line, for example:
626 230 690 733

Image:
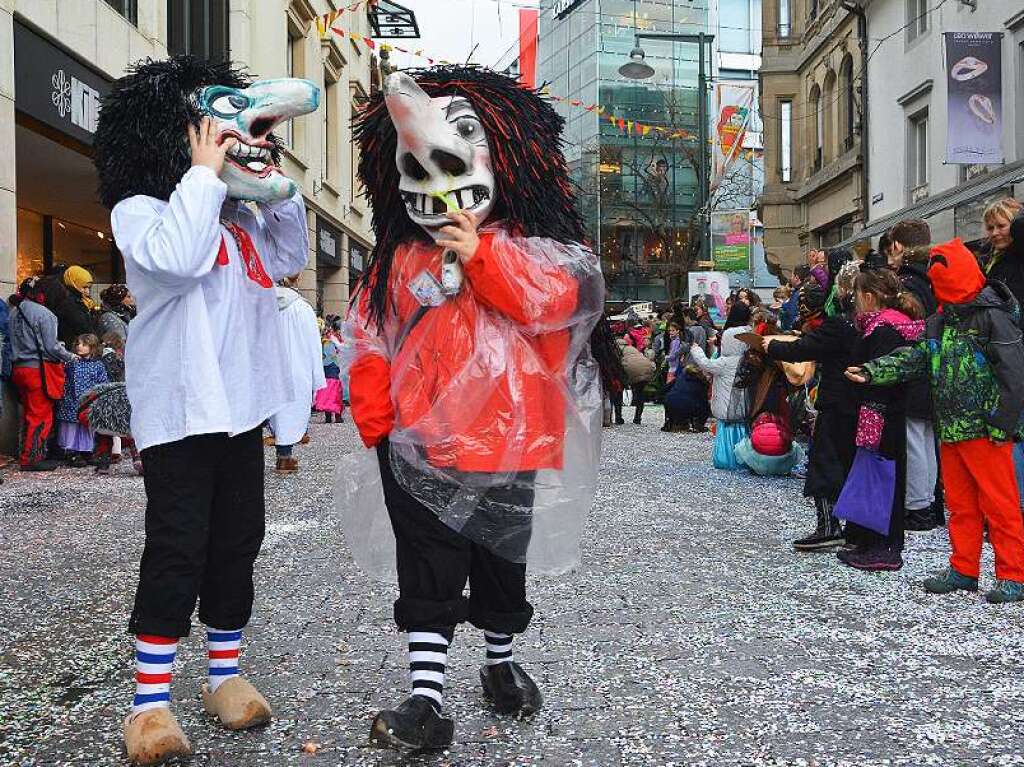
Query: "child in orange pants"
848 238 1024 603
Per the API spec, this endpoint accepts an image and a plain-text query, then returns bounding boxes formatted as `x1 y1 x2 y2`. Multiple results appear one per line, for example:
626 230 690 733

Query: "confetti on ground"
1 410 1022 765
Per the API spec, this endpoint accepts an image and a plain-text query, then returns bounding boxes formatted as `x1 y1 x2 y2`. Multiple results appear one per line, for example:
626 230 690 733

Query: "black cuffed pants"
376 442 534 641
128 429 265 638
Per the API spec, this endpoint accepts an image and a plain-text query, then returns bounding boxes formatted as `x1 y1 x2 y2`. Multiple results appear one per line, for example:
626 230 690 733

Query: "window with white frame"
906 0 928 43
780 99 792 182
907 109 929 200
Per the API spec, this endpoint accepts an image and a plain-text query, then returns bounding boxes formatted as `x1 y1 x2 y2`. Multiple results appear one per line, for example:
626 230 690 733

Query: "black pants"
631 384 646 420
129 429 265 638
377 442 534 641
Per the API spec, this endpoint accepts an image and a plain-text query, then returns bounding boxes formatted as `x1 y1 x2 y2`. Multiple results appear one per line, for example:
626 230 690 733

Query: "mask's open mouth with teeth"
224 138 280 178
401 186 491 219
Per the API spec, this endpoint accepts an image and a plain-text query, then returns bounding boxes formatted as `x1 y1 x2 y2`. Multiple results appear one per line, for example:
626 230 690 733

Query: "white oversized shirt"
111 165 309 451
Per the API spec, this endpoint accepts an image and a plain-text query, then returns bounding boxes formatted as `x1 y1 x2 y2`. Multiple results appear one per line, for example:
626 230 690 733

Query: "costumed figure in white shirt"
338 67 617 751
267 276 326 474
93 56 319 766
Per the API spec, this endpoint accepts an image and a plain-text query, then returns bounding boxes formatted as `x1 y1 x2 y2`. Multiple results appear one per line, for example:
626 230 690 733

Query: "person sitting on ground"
689 302 753 470
847 238 1024 603
663 363 710 433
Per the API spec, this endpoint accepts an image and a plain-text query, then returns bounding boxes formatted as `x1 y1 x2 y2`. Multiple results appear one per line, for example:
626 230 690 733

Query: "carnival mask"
383 72 496 239
194 78 320 202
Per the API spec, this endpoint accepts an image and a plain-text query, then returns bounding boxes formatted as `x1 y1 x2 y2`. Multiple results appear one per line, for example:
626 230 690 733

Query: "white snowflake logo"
51 70 71 118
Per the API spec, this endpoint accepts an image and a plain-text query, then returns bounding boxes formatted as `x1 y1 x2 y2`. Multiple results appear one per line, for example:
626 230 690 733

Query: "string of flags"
314 10 735 145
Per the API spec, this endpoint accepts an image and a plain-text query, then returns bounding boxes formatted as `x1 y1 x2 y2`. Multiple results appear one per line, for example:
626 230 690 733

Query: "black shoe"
21 459 60 472
369 696 453 751
632 417 642 425
614 418 625 425
67 454 87 468
905 509 938 532
793 529 845 551
480 662 543 716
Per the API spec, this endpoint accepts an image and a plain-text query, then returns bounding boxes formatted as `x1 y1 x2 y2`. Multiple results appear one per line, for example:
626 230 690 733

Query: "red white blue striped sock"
133 635 177 714
484 632 514 666
206 627 242 693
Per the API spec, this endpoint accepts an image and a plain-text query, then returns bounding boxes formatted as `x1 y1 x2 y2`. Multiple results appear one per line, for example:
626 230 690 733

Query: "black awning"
835 160 1024 247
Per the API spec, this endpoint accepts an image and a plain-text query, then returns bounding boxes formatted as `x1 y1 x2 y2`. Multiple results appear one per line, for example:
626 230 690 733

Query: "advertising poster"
688 271 730 323
711 210 751 272
712 83 755 186
944 32 1003 165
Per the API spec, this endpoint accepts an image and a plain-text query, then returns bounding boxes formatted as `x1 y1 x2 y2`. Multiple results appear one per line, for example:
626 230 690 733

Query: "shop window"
907 109 929 202
779 99 792 182
16 209 45 286
906 0 928 44
18 211 118 285
167 0 229 60
104 0 138 25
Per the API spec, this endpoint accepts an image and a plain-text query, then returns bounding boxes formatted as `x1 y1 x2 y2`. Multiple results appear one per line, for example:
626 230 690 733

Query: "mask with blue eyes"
193 78 320 202
382 72 497 240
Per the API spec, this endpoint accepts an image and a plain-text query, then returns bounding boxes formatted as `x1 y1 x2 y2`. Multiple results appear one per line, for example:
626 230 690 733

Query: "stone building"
759 0 865 275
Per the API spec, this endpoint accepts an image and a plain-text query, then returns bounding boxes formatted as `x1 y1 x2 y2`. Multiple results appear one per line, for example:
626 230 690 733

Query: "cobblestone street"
3 414 1024 766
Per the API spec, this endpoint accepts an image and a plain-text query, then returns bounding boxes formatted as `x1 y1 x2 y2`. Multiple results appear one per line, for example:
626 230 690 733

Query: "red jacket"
348 230 580 473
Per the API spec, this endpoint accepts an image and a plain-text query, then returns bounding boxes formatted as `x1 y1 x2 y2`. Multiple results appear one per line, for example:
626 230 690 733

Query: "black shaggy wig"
94 55 282 210
352 65 588 328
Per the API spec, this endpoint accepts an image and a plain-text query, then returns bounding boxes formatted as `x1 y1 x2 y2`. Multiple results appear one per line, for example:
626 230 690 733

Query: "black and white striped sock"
484 631 514 666
408 631 448 711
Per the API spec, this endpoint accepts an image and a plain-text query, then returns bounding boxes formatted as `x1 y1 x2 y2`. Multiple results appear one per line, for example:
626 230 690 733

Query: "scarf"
64 266 99 311
855 308 924 341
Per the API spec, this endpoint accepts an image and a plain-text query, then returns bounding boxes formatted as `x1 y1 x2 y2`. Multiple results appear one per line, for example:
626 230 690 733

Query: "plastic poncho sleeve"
111 166 227 293
346 284 395 449
862 341 929 386
463 232 578 331
982 307 1024 436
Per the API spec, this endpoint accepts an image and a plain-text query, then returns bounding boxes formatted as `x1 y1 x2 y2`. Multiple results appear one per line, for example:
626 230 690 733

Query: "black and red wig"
352 65 587 327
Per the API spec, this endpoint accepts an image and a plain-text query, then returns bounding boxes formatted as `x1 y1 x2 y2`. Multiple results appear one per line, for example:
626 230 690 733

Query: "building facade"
0 0 375 315
856 0 1024 245
538 0 709 302
760 0 865 276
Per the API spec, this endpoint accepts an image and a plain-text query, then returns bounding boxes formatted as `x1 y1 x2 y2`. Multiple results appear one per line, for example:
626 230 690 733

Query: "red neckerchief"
216 221 273 288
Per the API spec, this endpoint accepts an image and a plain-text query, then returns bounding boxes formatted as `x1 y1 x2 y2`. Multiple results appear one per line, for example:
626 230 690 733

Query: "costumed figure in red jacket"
338 66 607 750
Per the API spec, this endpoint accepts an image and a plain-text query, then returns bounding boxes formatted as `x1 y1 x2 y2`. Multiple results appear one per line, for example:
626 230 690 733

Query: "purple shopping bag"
834 447 895 535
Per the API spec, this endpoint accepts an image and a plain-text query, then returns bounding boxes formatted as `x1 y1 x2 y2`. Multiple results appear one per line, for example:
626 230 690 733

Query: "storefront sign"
317 217 342 267
13 21 110 145
710 211 751 273
944 32 1003 165
551 0 586 19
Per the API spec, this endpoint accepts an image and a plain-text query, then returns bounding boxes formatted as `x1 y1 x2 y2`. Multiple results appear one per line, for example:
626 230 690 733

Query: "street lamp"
619 32 715 267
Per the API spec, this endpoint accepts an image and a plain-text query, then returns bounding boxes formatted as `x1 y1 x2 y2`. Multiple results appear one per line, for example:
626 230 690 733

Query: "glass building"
538 0 768 302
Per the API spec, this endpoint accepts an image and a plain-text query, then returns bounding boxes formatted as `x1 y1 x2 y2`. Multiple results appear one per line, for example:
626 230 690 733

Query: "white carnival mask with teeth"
383 72 496 240
194 78 320 202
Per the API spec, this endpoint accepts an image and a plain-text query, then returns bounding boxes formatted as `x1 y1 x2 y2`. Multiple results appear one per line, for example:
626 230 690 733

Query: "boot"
370 696 454 751
275 456 299 474
480 662 543 716
793 498 845 552
905 507 938 532
202 677 272 730
123 708 191 766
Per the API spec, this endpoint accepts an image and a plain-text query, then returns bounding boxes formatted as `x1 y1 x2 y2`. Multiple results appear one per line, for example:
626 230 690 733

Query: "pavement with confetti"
2 412 1024 766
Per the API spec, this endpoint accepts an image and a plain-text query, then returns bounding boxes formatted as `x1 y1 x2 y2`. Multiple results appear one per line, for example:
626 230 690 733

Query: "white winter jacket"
690 326 751 422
